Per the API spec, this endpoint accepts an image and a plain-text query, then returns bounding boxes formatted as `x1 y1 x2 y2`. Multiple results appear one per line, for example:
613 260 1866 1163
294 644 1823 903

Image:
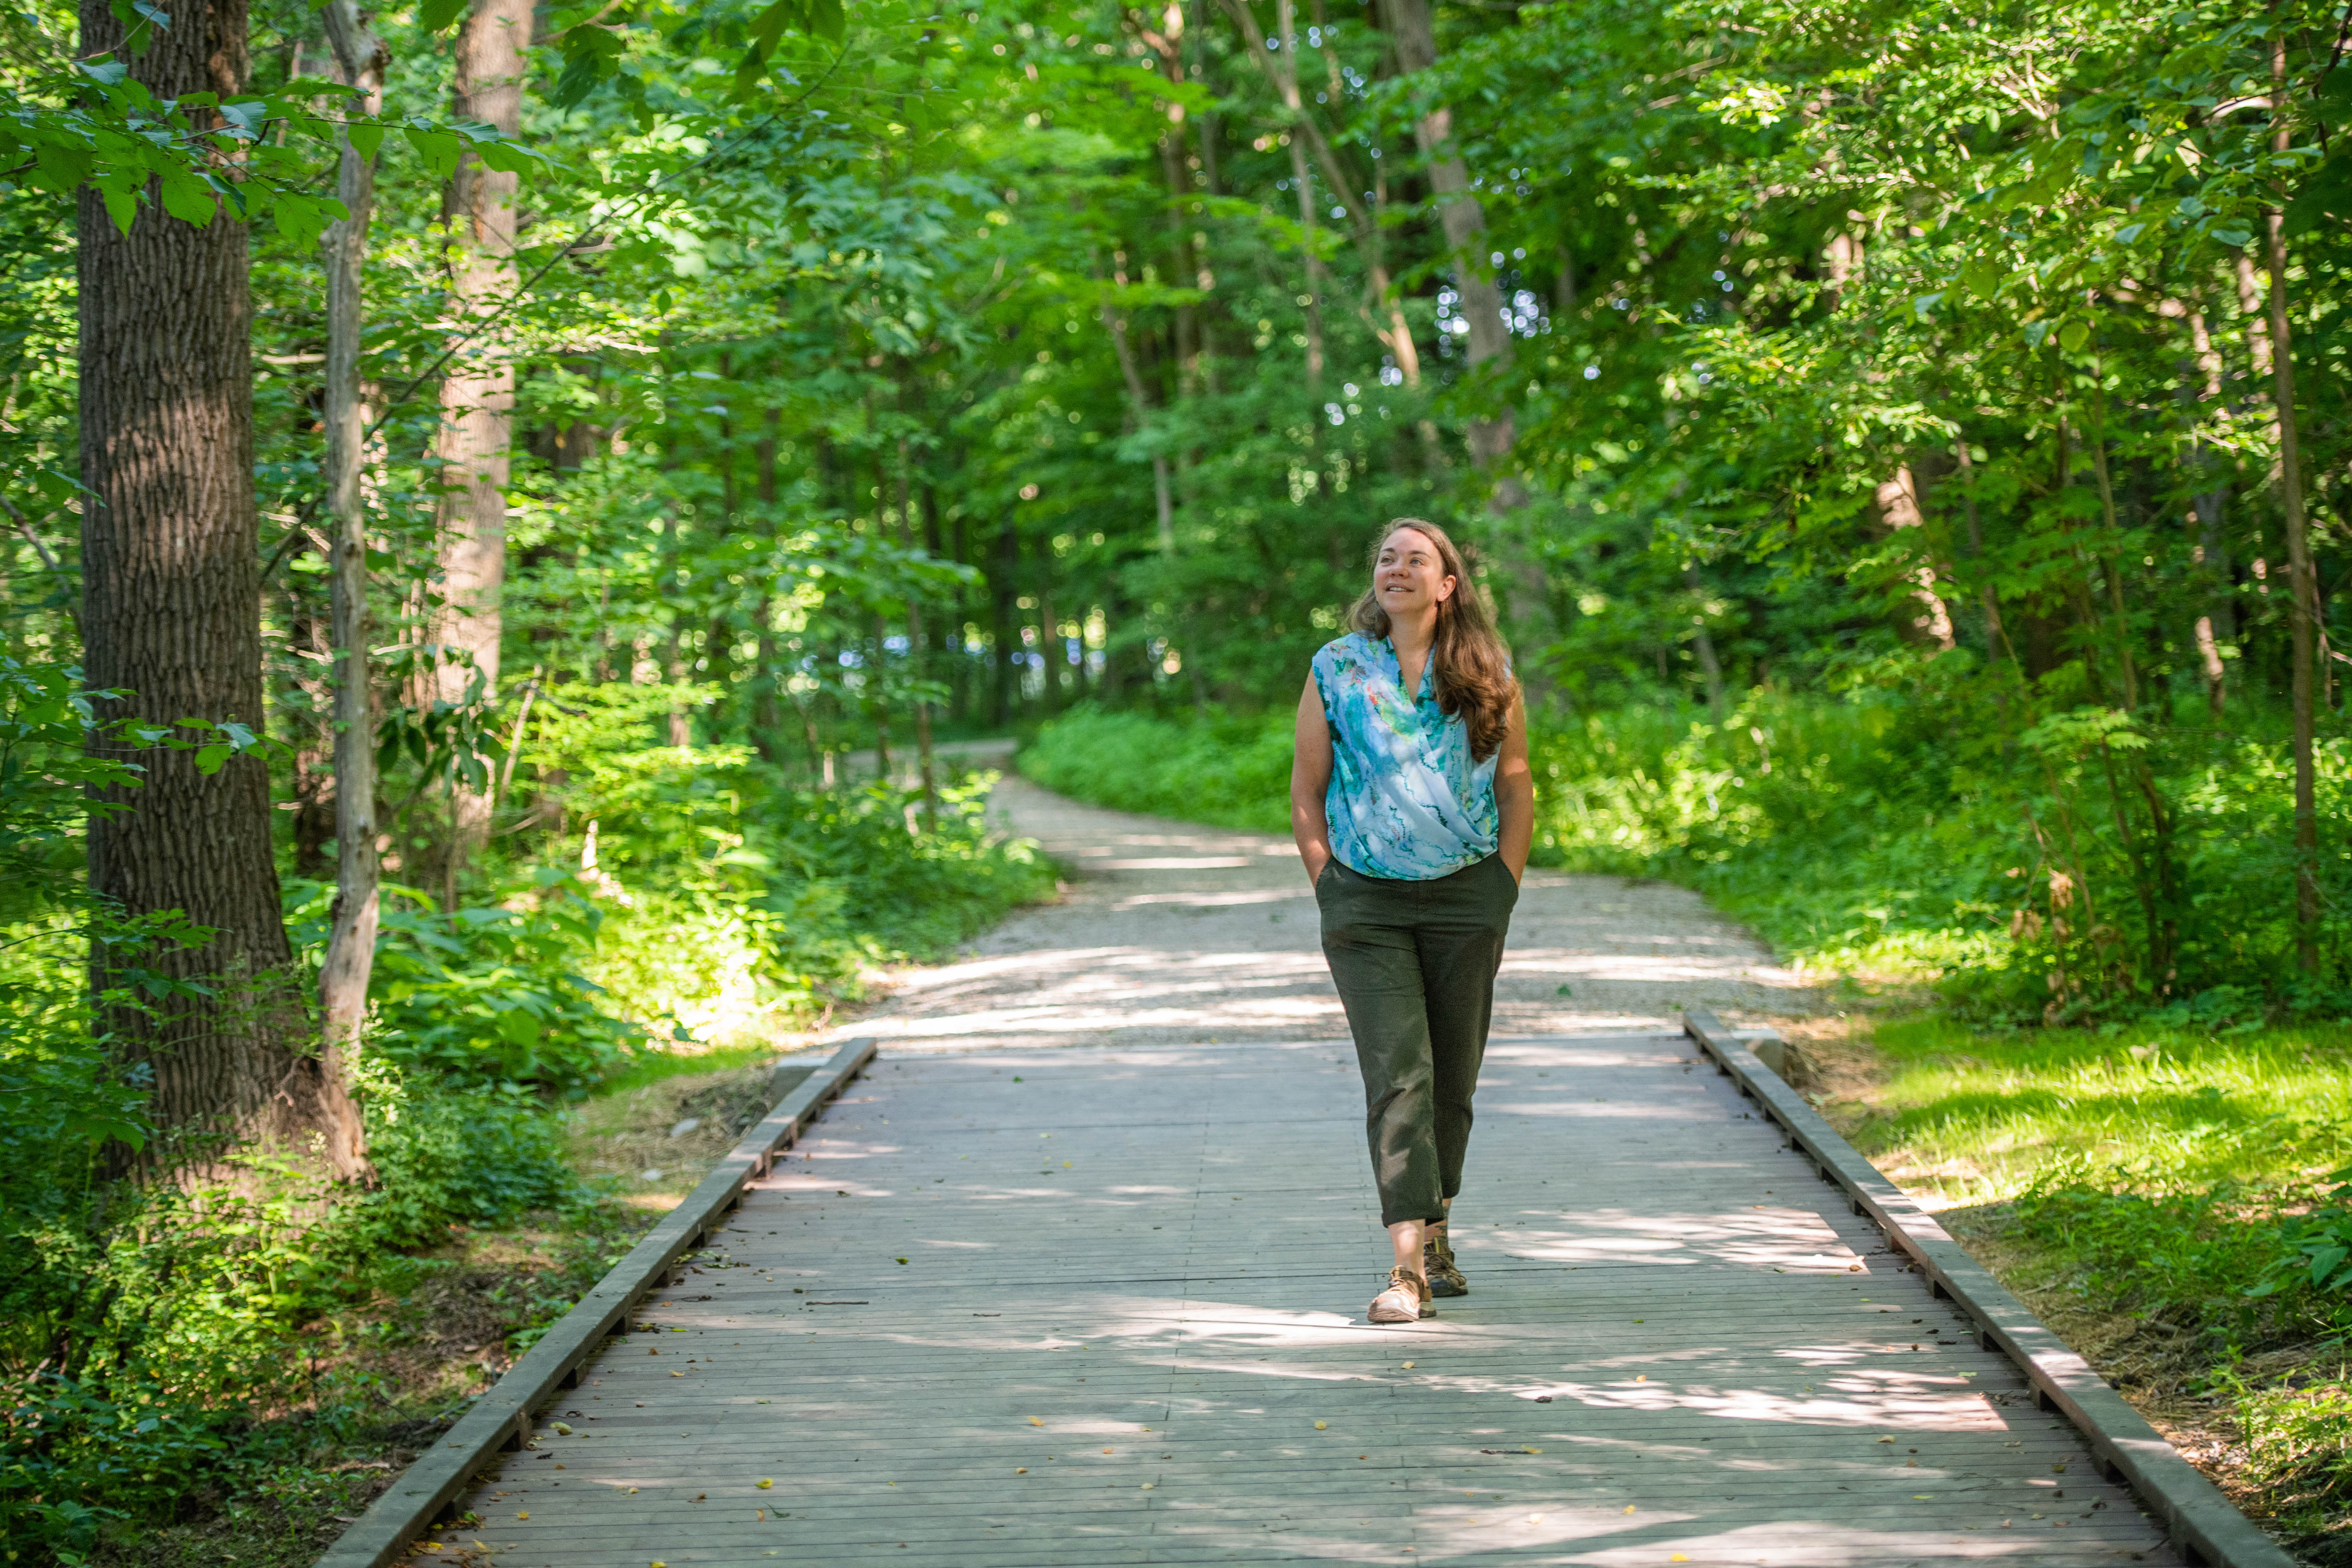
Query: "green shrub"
286 874 641 1097
1023 704 1291 834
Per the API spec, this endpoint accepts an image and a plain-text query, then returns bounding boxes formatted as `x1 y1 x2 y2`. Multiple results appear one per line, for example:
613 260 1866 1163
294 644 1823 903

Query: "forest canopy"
3 0 2351 1555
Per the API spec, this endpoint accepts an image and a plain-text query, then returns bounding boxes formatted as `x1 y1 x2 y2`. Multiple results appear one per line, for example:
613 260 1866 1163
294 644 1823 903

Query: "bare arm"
1290 674 1335 887
1495 693 1534 884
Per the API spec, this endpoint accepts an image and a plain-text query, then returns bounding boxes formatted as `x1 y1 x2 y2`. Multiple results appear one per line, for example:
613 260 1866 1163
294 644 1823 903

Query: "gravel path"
841 763 1820 1053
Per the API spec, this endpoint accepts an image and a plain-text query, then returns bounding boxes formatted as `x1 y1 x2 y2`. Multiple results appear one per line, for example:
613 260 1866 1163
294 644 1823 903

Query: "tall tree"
75 0 359 1166
430 0 534 895
314 0 392 1180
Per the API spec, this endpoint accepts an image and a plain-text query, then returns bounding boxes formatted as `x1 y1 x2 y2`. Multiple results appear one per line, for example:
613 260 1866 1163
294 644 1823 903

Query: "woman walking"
1292 519 1533 1325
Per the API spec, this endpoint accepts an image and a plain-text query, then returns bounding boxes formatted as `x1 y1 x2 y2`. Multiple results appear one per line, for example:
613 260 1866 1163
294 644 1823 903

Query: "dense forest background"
7 0 2352 1559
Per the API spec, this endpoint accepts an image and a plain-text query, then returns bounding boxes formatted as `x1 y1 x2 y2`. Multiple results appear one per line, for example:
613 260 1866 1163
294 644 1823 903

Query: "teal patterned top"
1311 632 1499 881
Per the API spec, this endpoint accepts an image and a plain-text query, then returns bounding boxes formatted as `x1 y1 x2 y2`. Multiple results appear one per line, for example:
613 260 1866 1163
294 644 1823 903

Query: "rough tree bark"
1379 0 1550 654
1382 0 1514 475
2266 35 2319 972
312 0 390 1181
430 0 532 893
76 0 357 1166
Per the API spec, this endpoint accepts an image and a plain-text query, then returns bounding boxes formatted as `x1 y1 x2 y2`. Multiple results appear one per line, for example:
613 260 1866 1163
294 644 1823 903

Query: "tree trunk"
1380 0 1549 653
76 0 342 1166
2267 34 2319 972
313 0 389 1182
1952 442 2009 663
430 0 532 886
751 408 784 763
991 523 1017 724
895 434 938 828
1873 466 1957 652
1683 564 1725 719
1383 0 1512 465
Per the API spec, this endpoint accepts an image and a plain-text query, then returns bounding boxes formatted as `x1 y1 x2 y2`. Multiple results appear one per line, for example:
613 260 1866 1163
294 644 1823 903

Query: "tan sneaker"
1368 1266 1432 1323
1424 1228 1468 1297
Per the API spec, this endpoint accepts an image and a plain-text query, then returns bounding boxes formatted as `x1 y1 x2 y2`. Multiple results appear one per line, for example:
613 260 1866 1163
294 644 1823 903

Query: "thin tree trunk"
2083 396 2140 708
895 433 937 828
1874 466 1957 652
1380 0 1549 657
76 0 340 1165
314 0 388 1182
992 523 1017 724
752 408 784 763
2267 33 2319 972
1102 299 1177 553
1382 0 1513 469
430 0 532 889
1273 0 1327 393
1952 441 2008 662
1683 564 1725 719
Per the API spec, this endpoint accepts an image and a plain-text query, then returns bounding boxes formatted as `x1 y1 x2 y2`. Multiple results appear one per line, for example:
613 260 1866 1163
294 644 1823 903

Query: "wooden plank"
311 1036 877 1568
424 1034 2190 1567
1682 1005 2288 1568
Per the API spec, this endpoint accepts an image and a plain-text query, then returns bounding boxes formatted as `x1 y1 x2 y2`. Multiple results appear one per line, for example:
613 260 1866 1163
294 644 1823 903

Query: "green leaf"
191 743 232 774
404 126 463 179
419 0 469 31
807 0 844 41
749 0 799 57
102 182 139 234
473 138 536 176
158 166 216 226
347 120 385 161
80 58 130 86
2057 320 2089 353
1961 257 2001 300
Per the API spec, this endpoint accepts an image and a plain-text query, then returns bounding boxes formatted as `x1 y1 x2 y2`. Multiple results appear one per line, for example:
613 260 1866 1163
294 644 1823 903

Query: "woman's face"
1374 528 1456 622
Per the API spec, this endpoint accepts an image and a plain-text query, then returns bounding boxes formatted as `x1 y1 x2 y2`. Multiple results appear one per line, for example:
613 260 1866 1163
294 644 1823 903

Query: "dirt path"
842 766 1821 1054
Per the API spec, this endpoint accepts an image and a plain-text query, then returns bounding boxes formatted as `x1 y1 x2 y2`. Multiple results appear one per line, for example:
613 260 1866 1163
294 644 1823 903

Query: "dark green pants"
1316 852 1518 1228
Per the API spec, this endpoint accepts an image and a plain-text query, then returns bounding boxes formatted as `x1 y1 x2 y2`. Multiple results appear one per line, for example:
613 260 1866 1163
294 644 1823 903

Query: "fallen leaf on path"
757 1478 773 1488
1314 1421 1327 1430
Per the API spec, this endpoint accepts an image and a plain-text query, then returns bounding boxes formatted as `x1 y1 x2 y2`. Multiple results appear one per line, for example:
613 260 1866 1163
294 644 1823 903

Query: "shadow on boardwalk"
454 1035 2178 1565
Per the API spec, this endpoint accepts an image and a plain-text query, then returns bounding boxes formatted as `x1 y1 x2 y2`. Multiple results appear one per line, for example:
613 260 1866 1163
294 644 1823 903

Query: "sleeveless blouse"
1310 632 1499 881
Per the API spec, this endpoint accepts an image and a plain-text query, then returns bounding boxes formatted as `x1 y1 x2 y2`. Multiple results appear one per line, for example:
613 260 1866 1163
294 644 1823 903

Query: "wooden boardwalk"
448 1033 2178 1566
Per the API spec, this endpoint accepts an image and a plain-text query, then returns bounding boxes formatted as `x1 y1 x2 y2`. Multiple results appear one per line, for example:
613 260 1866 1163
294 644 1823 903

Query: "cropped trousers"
1315 852 1519 1228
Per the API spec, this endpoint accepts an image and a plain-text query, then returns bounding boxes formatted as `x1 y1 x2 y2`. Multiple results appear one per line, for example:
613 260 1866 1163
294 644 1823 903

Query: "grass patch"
1810 1014 2352 1559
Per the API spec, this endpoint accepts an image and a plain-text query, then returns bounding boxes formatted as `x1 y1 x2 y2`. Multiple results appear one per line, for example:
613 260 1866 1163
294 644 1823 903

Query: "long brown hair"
1346 518 1519 762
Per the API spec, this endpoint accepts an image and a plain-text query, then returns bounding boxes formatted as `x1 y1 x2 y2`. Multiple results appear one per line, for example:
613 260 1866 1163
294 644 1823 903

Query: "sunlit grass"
1839 1015 2352 1204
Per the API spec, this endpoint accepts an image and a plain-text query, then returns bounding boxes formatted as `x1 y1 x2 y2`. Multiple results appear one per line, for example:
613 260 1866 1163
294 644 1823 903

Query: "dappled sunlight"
1494 1206 1865 1274
1520 1375 2006 1430
1566 1519 2054 1564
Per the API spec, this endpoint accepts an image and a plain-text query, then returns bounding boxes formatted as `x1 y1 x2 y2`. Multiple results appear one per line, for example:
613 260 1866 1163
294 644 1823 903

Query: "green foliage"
1024 705 1292 835
288 874 640 1096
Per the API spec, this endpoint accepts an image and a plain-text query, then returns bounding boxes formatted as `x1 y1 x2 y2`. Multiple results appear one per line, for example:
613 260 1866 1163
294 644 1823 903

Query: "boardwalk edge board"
312 1036 879 1568
1681 1007 2290 1568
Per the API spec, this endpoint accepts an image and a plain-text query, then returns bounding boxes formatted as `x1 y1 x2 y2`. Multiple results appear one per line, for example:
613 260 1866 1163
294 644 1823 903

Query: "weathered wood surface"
321 1039 875 1568
439 1034 2181 1566
1685 1009 2290 1568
